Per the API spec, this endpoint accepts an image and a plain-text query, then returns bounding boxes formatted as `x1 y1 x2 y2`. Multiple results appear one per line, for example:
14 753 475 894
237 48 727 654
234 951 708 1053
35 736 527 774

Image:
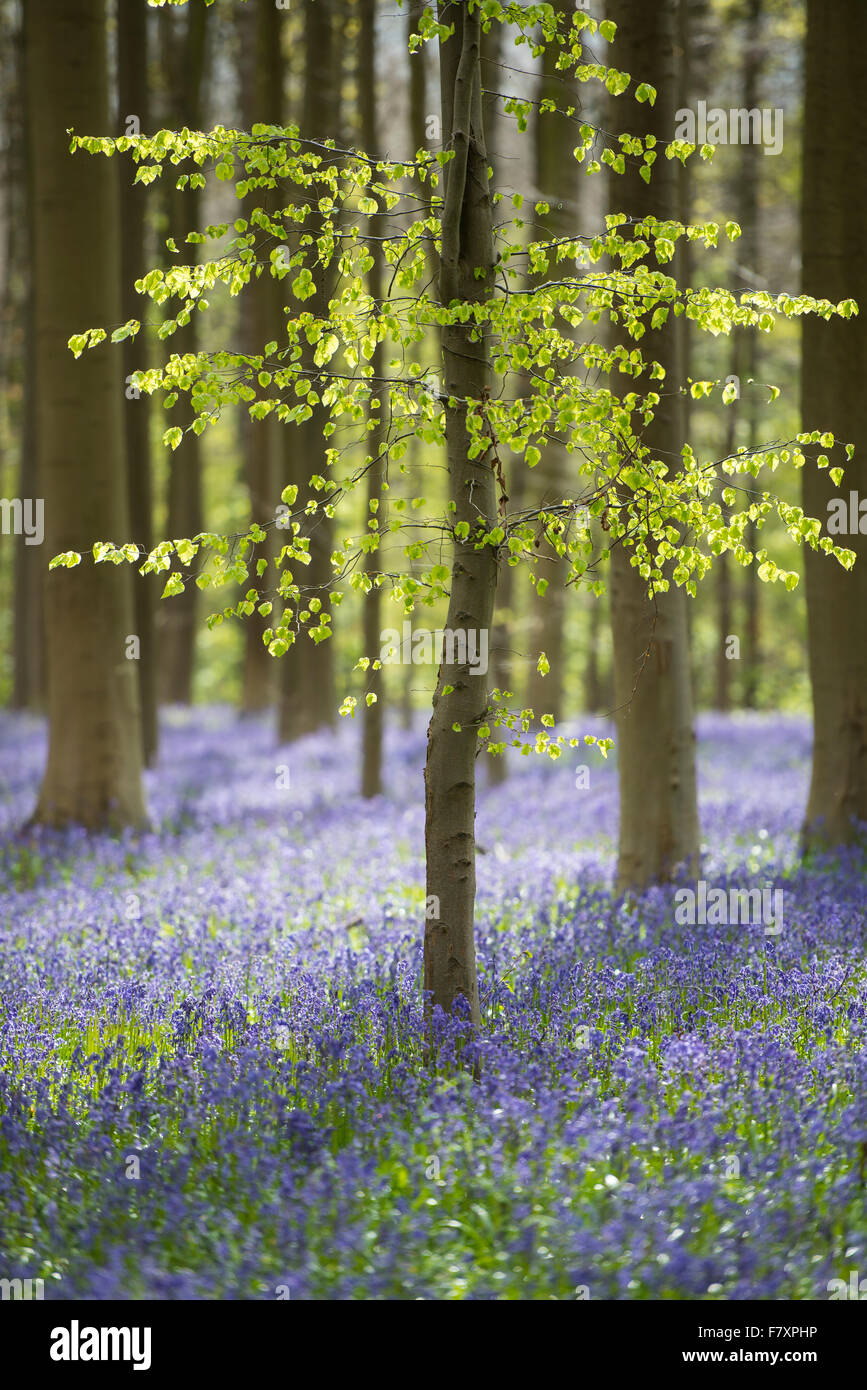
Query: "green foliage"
58 0 856 753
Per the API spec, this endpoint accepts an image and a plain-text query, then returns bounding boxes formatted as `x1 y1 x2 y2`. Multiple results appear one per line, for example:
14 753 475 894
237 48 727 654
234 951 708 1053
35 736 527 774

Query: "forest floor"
0 709 865 1299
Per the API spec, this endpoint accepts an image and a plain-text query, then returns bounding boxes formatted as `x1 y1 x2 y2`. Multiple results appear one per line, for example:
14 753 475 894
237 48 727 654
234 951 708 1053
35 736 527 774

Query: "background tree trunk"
423 2 497 1026
606 0 699 893
736 0 763 712
118 0 158 763
158 2 208 707
237 0 283 716
800 0 867 849
278 0 337 742
359 0 385 798
11 8 44 710
27 0 146 830
394 0 433 737
525 0 576 728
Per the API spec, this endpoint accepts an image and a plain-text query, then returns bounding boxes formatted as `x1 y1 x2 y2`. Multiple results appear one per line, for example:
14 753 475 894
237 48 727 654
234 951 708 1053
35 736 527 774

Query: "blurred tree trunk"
677 0 697 709
423 1 497 1026
607 0 699 893
359 0 385 797
717 1 761 711
739 0 764 710
583 524 612 712
482 11 512 786
488 459 520 786
583 576 603 711
118 0 158 764
396 0 431 735
715 335 738 713
237 0 283 715
801 0 867 849
27 0 146 830
278 0 337 741
11 9 44 709
158 3 208 707
525 0 575 728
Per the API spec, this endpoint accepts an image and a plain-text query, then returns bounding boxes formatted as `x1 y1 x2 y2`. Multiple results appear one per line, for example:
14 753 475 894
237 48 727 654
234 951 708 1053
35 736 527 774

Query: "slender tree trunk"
678 0 699 711
394 0 431 737
488 460 520 785
584 574 603 712
607 0 699 893
742 515 760 705
717 3 761 710
158 3 208 707
118 0 158 764
739 0 763 711
482 12 513 788
584 524 612 712
715 333 738 712
801 0 867 848
423 2 497 1026
525 0 575 728
12 10 44 710
278 0 337 742
238 0 283 715
27 0 146 830
359 0 385 798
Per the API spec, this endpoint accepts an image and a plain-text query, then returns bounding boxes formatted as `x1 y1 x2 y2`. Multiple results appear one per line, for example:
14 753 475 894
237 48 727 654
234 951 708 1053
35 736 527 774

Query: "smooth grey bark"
11 8 44 710
118 0 158 764
158 2 208 707
423 2 497 1026
606 0 699 893
801 0 867 849
525 0 576 728
716 0 763 713
738 0 764 710
28 0 146 830
278 0 337 742
359 0 385 798
237 0 283 716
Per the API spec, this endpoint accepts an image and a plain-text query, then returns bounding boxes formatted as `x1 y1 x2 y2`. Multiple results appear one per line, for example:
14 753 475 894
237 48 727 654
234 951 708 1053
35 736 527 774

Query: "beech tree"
277 0 338 742
29 0 145 830
800 0 867 850
236 0 284 715
158 0 209 706
359 0 386 799
525 0 577 729
56 0 855 1019
605 0 698 894
118 0 158 763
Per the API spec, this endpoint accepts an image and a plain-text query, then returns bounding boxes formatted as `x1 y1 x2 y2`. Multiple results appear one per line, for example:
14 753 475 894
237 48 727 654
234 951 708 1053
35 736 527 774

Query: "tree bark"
423 2 497 1025
158 2 208 707
27 0 146 831
359 0 385 798
734 0 763 712
606 0 699 893
238 0 283 716
11 9 44 710
801 0 867 849
525 0 575 728
118 0 158 763
278 0 337 742
396 0 432 736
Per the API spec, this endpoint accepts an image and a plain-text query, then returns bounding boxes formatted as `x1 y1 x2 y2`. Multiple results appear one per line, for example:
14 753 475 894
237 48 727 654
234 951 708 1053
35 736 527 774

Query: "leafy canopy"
53 1 856 759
